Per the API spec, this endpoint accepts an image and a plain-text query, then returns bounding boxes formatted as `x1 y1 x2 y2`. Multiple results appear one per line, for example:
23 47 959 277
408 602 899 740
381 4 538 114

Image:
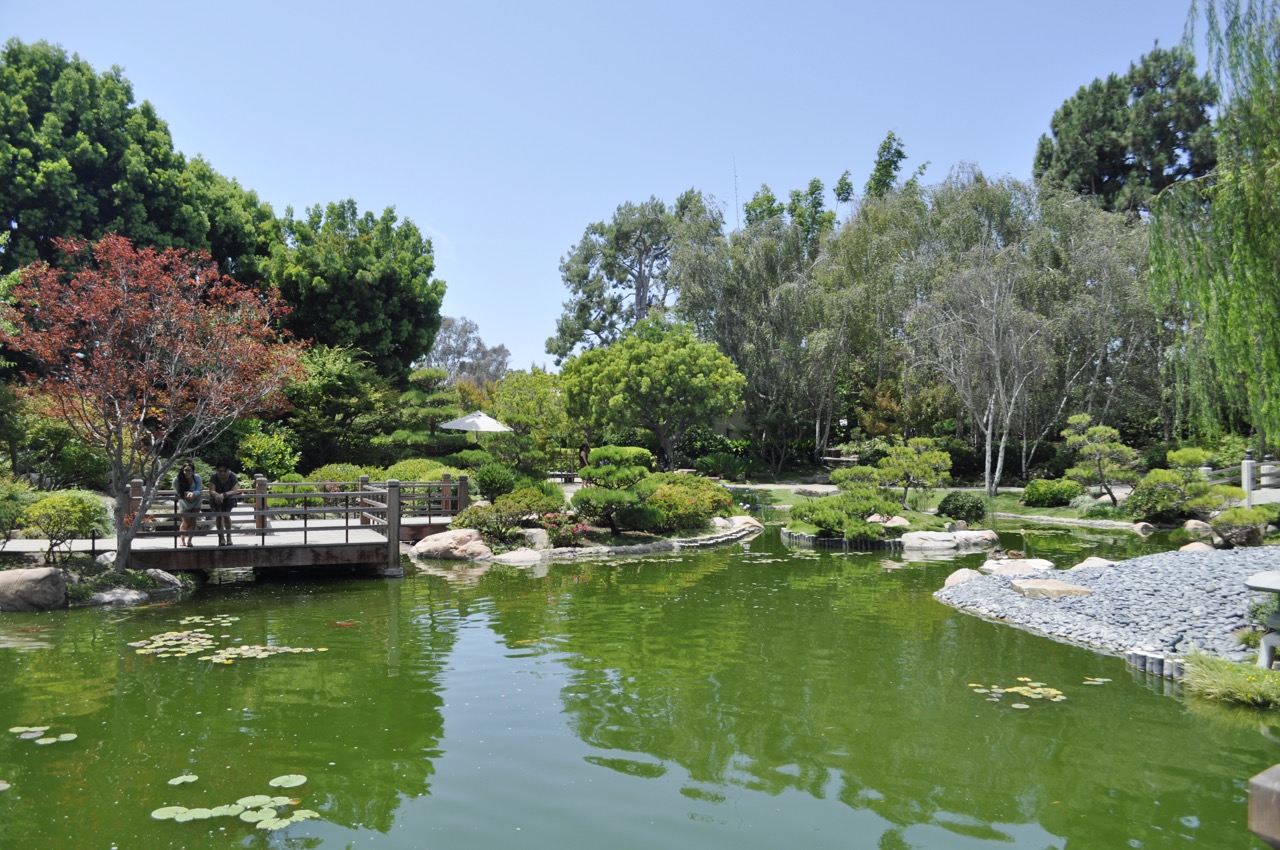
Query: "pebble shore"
933 547 1280 663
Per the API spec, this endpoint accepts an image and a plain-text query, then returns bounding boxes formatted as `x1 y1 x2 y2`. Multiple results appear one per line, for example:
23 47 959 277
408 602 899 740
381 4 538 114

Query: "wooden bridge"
123 475 468 577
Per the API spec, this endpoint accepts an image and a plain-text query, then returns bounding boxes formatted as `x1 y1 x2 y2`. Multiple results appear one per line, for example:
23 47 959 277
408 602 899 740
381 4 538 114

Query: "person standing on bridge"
209 463 239 546
175 462 203 547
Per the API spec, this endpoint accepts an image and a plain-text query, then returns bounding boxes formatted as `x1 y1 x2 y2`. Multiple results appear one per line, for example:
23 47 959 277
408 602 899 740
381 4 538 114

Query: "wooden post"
1252 764 1280 848
386 480 401 569
1244 450 1257 509
130 479 143 519
255 475 268 530
440 474 452 518
458 474 469 512
359 475 370 525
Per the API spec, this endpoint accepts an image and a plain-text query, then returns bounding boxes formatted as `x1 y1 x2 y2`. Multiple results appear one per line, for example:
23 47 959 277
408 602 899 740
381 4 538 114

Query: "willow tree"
1151 0 1280 443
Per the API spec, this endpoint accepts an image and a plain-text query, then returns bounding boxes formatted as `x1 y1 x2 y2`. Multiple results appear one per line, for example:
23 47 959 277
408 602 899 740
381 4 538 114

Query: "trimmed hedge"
1022 478 1084 508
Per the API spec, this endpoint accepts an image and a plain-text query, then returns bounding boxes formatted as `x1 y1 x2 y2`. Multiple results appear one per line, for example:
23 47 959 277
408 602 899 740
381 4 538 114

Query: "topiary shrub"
1211 506 1268 547
1022 478 1085 508
1123 469 1188 523
442 449 494 470
22 490 111 562
305 463 365 490
571 487 638 534
615 503 666 533
452 503 525 545
790 486 900 538
268 473 323 516
937 491 986 524
829 465 881 489
493 486 565 524
581 446 653 490
383 458 445 481
472 463 518 500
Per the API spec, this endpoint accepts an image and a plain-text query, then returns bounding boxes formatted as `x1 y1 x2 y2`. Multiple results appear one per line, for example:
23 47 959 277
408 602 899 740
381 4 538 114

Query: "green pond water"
0 525 1275 849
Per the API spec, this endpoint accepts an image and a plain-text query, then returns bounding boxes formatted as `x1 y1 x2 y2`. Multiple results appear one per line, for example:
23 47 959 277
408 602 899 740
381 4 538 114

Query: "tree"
547 191 720 363
0 39 278 277
1034 44 1217 212
865 131 908 199
281 346 393 471
1061 414 1140 506
421 316 509 385
876 438 952 509
493 368 569 453
267 199 445 381
560 319 745 470
0 235 303 569
1151 0 1280 447
373 367 462 458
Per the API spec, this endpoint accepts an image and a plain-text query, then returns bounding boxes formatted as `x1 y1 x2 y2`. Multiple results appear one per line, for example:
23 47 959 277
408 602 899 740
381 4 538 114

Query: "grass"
1181 653 1280 708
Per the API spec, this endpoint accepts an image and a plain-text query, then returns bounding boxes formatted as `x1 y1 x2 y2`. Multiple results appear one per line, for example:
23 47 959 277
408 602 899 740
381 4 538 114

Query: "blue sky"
6 0 1199 371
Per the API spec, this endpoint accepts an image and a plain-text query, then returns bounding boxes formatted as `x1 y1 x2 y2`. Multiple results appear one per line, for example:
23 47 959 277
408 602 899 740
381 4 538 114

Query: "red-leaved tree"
1 234 305 570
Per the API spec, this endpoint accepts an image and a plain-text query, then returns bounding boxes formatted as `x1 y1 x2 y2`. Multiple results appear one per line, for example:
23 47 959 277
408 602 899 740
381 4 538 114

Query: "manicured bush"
937 491 986 524
452 503 525 545
1022 478 1085 508
1211 506 1268 547
570 487 638 533
472 463 518 500
493 486 565 523
581 446 652 490
305 463 365 488
694 451 749 481
384 458 445 481
22 490 111 561
1123 469 1187 523
829 466 881 489
791 487 900 538
268 473 323 515
540 511 589 547
615 503 666 533
236 427 299 480
442 449 494 470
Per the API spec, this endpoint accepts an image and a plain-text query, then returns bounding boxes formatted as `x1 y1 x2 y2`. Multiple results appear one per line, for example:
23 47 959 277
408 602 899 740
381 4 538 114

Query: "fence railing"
1198 451 1276 508
128 474 470 555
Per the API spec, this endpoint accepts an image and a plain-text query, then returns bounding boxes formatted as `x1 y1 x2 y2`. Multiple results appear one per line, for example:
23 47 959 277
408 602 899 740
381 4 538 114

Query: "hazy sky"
6 0 1200 370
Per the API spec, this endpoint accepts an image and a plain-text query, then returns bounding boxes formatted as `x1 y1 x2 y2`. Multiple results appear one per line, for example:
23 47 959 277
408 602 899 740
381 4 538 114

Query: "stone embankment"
934 547 1279 664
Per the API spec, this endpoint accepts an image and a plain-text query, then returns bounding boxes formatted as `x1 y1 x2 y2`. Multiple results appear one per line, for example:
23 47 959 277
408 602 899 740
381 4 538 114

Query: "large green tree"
1151 0 1280 446
1034 44 1217 213
267 200 445 381
560 319 744 470
0 39 277 278
547 190 719 363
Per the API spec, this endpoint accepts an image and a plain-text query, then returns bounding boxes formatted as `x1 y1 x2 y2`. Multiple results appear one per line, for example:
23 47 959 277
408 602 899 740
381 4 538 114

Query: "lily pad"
1011 703 1031 709
56 733 77 742
167 774 198 785
151 805 189 820
236 794 273 808
258 817 293 830
34 737 57 745
292 809 320 820
269 795 293 806
210 804 245 817
18 731 42 740
0 780 11 792
268 774 307 788
8 726 30 733
240 807 277 823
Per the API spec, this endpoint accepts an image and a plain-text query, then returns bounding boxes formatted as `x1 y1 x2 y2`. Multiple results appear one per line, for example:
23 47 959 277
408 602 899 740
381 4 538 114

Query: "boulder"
727 515 763 530
1133 522 1155 536
982 562 1045 577
145 569 182 588
944 568 982 587
1010 578 1093 600
882 516 911 528
1069 556 1116 571
411 529 493 561
518 528 552 550
1180 540 1215 552
711 516 733 529
0 567 67 611
491 547 543 566
1183 519 1213 534
91 588 149 607
954 529 1000 549
901 531 961 550
867 514 884 524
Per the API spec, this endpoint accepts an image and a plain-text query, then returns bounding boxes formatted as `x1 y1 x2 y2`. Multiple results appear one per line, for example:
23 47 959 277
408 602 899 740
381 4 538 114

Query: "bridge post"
440 474 452 518
458 475 469 511
386 480 401 570
1245 450 1258 509
254 475 267 530
359 475 371 525
130 479 143 519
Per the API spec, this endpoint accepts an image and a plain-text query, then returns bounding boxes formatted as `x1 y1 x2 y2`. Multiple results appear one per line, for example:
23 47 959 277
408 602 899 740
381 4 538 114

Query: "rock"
0 567 67 611
95 552 116 567
954 529 1000 549
518 528 551 550
1069 556 1116 571
1183 519 1213 534
1017 558 1056 571
901 531 960 550
411 529 493 561
953 520 968 530
882 516 911 528
91 588 149 606
491 547 543 566
711 516 733 529
728 515 763 530
1133 522 1155 535
1180 541 1216 552
1010 578 1094 600
145 568 182 588
867 513 884 523
982 562 1046 577
944 568 982 587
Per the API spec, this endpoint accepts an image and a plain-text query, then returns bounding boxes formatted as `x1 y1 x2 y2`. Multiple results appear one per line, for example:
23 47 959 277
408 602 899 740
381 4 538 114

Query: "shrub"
616 503 666 533
1211 506 1268 547
268 473 323 515
0 476 35 547
305 463 365 489
570 487 638 533
937 491 986 524
22 490 111 562
581 446 652 490
493 486 565 523
1124 469 1188 524
451 503 525 545
791 487 900 538
1182 653 1280 707
830 466 881 489
472 463 518 500
384 458 445 481
675 424 736 462
540 511 589 547
443 449 494 470
1022 478 1085 508
694 451 749 481
236 427 299 480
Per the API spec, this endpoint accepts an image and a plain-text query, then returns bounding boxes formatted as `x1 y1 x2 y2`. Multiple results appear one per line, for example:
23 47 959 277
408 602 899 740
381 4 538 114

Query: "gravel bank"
934 547 1280 663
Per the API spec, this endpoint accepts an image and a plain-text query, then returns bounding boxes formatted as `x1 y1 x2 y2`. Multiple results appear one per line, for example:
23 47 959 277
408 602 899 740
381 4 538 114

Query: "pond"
0 525 1275 849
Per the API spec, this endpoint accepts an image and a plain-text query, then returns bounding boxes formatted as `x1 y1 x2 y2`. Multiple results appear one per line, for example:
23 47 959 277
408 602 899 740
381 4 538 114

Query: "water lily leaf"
1010 703 1031 709
239 807 275 823
185 807 213 820
258 817 293 830
8 726 30 733
269 795 292 806
209 804 242 817
0 780 10 791
151 805 188 820
56 733 77 742
268 774 306 788
167 774 198 785
34 737 57 745
236 794 273 808
173 809 200 822
292 809 320 820
19 731 42 740
971 688 989 694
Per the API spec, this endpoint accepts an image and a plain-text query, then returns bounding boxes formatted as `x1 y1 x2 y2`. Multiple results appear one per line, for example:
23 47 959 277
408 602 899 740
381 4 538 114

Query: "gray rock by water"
0 567 67 611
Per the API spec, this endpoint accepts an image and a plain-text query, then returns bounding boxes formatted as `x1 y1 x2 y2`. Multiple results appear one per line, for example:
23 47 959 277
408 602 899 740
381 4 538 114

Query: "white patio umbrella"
440 410 512 433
